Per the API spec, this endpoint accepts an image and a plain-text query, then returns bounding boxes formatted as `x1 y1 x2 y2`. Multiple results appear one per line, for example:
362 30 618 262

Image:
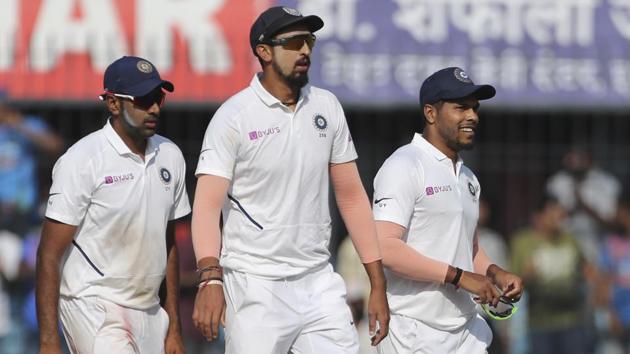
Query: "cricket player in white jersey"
36 56 190 354
191 6 390 354
373 67 524 353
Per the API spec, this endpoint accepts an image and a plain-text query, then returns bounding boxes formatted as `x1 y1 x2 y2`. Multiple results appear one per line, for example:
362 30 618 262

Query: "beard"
452 139 474 151
440 126 474 152
272 59 309 89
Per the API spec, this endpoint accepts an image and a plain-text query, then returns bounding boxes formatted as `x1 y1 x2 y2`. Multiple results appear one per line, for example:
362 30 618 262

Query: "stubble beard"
272 59 309 90
441 126 474 152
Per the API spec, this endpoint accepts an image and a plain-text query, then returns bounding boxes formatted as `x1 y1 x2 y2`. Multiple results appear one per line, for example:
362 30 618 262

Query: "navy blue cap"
102 56 173 98
250 6 323 54
420 67 495 107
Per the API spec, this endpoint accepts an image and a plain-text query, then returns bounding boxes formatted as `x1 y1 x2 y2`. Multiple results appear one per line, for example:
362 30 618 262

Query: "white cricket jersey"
46 120 191 310
373 133 480 331
196 74 357 279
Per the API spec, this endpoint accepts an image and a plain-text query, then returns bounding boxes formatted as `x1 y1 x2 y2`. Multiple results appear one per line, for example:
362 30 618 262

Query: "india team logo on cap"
313 114 328 131
137 60 153 74
283 7 302 16
159 167 172 185
454 68 472 83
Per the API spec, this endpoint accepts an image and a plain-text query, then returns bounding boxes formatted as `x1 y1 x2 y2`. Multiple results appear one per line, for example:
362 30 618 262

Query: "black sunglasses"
264 34 316 51
104 90 166 110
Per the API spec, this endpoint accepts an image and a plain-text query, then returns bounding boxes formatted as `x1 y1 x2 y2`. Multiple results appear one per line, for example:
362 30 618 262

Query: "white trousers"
59 296 169 354
377 313 492 354
223 264 360 354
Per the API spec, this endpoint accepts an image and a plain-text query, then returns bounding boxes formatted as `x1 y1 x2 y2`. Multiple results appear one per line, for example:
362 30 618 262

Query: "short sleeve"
195 108 241 180
45 153 95 226
372 155 423 228
170 151 191 220
330 96 357 164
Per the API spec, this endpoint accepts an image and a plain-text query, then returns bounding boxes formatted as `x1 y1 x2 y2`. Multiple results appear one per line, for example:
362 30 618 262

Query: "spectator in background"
511 195 595 354
546 145 621 265
598 193 630 354
0 89 63 234
476 198 509 274
0 90 62 354
546 145 619 351
0 228 22 352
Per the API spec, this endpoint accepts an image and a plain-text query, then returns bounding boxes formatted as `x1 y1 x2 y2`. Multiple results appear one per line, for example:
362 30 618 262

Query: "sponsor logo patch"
104 173 134 185
248 127 281 141
426 185 453 196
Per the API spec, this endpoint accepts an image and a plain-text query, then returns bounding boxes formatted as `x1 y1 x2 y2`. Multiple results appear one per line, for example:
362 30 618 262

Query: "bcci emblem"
137 60 153 74
454 68 472 83
313 114 328 131
159 167 172 185
468 182 476 197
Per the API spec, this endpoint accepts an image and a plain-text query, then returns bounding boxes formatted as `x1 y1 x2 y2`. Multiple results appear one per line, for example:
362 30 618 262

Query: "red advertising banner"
0 0 271 102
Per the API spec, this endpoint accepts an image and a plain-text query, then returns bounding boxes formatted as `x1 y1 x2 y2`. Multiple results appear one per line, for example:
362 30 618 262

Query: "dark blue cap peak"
102 56 173 98
420 67 495 107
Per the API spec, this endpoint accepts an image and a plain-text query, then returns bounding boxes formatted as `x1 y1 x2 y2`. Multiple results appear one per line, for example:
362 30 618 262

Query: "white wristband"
198 279 223 289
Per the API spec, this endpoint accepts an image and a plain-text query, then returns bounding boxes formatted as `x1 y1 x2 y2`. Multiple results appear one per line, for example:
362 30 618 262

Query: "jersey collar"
250 73 311 108
412 133 464 171
103 118 159 159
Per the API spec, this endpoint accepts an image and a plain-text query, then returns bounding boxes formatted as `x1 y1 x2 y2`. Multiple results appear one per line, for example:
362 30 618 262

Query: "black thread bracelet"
196 265 222 274
451 267 463 286
196 266 223 280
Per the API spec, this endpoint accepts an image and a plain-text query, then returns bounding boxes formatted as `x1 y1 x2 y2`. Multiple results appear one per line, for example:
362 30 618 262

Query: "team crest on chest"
313 114 328 131
159 167 172 185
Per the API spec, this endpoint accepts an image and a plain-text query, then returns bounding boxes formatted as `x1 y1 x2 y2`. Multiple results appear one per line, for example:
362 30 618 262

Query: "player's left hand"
164 330 185 354
490 267 524 302
367 286 390 346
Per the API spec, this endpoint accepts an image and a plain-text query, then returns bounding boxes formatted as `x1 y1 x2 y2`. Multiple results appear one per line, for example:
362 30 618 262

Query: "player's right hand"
192 283 226 341
458 271 501 307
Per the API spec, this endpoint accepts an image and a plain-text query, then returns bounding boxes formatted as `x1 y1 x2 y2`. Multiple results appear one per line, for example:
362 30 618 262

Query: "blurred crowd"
1 90 630 354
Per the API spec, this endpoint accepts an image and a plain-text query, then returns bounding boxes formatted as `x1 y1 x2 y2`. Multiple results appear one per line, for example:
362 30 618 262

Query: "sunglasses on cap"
263 33 316 51
481 297 519 321
101 90 166 110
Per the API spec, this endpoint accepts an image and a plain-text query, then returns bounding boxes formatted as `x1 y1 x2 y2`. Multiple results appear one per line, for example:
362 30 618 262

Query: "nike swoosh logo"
48 192 61 197
374 198 392 204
